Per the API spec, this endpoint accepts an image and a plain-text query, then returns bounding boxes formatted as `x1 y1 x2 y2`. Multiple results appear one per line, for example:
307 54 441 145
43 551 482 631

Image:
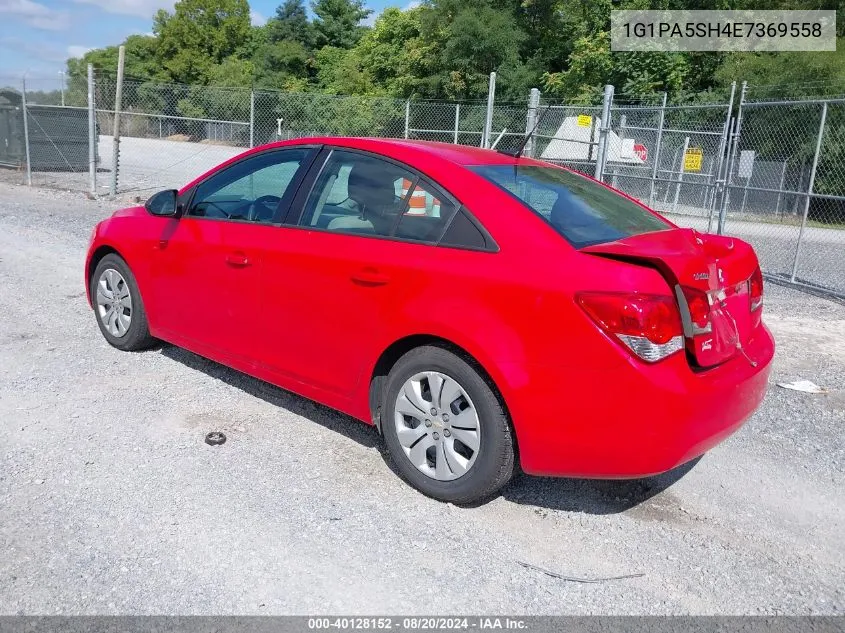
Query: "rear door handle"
351 268 390 286
225 252 251 267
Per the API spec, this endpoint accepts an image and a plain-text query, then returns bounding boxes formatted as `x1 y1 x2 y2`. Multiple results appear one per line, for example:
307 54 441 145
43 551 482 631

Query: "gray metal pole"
454 103 460 145
672 136 690 213
594 84 614 181
707 81 736 231
482 72 496 149
21 77 32 186
718 81 747 234
790 100 827 283
59 71 65 107
524 87 540 158
775 160 787 217
249 90 255 148
87 64 96 196
612 114 626 189
648 92 667 208
110 45 125 196
404 100 410 139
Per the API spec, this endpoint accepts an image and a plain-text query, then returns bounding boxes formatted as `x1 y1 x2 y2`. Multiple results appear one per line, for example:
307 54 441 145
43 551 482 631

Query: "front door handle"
351 268 390 286
225 252 251 267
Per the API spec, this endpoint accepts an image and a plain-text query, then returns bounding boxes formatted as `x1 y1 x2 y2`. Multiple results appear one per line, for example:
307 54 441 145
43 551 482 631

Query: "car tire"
90 253 156 351
381 345 514 504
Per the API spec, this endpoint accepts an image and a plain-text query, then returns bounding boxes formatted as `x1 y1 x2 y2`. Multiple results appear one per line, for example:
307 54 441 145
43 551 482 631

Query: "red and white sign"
633 143 648 162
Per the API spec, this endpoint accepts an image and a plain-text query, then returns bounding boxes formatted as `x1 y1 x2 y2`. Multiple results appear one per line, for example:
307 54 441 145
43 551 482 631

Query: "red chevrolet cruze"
85 138 774 503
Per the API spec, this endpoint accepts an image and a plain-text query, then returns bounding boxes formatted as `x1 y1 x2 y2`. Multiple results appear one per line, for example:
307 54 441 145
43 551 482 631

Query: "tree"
419 0 527 100
253 39 310 89
266 0 314 49
312 0 371 50
355 7 435 98
314 46 375 94
152 0 253 84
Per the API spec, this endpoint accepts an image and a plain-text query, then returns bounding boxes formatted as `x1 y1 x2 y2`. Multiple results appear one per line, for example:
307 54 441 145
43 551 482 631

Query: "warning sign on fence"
577 114 592 127
683 147 703 172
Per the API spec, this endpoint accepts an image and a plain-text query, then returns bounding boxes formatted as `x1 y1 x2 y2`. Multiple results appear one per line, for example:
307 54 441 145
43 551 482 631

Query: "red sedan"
85 138 775 503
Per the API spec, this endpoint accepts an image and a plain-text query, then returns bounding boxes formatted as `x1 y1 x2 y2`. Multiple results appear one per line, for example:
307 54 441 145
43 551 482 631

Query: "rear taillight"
680 286 712 335
749 266 764 312
577 292 684 363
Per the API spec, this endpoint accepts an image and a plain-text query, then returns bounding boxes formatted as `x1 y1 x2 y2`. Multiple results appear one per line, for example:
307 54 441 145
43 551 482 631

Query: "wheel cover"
95 268 132 338
394 371 481 481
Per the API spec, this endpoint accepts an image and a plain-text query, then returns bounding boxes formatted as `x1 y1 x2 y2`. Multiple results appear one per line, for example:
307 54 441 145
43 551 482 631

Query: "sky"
0 0 413 86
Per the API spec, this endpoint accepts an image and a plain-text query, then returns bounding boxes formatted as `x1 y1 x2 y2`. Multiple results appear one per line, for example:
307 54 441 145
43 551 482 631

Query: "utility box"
0 88 96 171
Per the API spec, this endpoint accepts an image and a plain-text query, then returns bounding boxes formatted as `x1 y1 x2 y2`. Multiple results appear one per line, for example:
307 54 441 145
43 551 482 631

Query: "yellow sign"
683 147 703 172
577 114 592 128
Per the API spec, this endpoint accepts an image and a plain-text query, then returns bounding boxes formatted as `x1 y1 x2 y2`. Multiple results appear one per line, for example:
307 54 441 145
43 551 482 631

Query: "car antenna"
498 103 553 159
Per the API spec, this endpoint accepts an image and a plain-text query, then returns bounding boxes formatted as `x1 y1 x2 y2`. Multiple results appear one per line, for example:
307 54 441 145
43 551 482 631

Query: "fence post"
249 90 255 148
707 81 736 231
482 72 496 148
110 45 125 196
404 100 410 139
87 64 96 196
594 84 614 181
774 161 787 217
717 81 746 234
612 114 626 189
524 88 540 158
453 103 460 145
790 100 827 283
672 136 690 213
21 77 32 186
648 92 667 208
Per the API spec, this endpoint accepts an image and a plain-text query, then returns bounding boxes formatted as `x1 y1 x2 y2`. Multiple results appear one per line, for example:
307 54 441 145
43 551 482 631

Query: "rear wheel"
91 254 155 351
381 346 514 504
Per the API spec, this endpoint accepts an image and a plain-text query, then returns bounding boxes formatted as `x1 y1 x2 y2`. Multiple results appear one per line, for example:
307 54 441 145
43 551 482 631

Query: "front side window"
188 149 308 223
299 150 458 243
469 164 670 248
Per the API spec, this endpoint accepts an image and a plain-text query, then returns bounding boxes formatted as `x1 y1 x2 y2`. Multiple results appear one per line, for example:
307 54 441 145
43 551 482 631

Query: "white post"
110 45 125 196
21 77 32 186
482 72 496 148
453 103 460 145
404 100 410 139
59 70 65 107
87 64 96 195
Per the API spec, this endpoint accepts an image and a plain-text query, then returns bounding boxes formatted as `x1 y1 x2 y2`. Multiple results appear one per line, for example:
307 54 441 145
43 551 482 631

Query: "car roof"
262 136 528 167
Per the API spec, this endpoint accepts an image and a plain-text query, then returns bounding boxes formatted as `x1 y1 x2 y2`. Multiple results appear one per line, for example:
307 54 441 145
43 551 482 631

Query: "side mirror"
145 189 180 217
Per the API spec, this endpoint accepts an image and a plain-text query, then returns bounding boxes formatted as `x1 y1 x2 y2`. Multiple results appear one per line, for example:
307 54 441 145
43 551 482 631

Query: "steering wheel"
249 195 282 222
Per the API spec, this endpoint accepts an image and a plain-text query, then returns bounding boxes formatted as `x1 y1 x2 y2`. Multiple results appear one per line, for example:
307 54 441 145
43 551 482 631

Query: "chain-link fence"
1 70 843 298
718 89 845 299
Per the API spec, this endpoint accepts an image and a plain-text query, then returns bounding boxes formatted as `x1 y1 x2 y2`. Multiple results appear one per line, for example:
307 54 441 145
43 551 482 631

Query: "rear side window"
469 164 670 248
299 149 458 244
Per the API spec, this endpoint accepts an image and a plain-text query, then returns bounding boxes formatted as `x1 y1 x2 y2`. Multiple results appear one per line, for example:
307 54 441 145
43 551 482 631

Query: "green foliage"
266 0 314 49
312 0 371 49
152 0 252 84
64 0 845 114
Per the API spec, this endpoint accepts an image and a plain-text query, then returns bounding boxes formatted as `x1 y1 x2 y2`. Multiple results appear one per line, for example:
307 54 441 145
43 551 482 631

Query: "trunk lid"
582 228 760 368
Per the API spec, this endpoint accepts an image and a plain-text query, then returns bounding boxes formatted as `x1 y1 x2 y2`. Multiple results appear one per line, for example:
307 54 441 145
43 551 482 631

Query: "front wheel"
90 253 156 351
381 346 514 504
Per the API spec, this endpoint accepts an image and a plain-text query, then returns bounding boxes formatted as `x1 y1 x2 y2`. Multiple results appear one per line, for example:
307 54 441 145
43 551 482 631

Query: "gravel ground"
0 182 843 615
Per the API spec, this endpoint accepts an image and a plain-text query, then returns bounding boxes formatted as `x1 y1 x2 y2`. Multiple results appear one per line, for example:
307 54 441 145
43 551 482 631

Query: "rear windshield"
469 164 671 248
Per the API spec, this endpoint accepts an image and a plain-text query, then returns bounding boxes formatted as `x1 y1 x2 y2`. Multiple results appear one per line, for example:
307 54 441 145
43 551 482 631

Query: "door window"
188 149 309 223
299 150 458 243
